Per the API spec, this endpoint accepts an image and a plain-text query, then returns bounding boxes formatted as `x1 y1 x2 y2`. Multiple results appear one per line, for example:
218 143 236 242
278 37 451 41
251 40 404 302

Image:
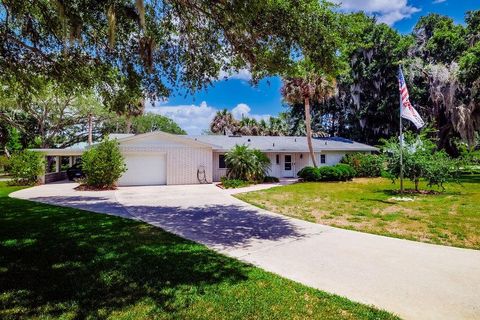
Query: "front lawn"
0 183 397 319
236 176 480 250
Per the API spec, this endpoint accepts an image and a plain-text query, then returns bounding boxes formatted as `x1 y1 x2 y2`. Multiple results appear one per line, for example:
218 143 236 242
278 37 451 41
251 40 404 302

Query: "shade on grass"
0 183 397 319
236 176 480 250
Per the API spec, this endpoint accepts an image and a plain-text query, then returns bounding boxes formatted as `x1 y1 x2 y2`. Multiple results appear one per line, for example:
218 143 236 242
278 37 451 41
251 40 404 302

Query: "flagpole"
399 111 404 194
399 66 404 194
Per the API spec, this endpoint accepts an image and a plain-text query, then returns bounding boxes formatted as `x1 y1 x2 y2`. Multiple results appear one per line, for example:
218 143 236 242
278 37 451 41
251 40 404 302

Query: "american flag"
398 67 424 129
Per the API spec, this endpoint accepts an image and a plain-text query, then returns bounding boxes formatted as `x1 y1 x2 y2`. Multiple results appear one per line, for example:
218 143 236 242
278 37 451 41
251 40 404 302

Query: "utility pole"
88 113 93 146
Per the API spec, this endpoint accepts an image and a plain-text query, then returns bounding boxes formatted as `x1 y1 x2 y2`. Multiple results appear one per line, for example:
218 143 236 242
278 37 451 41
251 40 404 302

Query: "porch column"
55 156 61 172
69 156 73 166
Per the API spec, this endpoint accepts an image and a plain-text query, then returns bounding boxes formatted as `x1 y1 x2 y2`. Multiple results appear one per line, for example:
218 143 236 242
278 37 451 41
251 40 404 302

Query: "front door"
283 154 294 177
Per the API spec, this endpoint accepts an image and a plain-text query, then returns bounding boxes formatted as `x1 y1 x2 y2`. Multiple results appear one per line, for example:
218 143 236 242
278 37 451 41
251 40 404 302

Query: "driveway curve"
11 182 480 320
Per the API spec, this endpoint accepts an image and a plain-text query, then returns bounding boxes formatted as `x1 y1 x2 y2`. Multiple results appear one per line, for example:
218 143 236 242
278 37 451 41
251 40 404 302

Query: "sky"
147 0 479 134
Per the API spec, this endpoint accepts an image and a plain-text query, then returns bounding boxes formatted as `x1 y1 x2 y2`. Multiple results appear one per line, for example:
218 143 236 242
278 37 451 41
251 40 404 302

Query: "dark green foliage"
298 164 356 182
8 150 45 185
220 177 250 189
341 153 384 177
131 113 186 134
333 164 357 181
81 139 126 188
1 0 341 101
225 145 271 182
297 166 321 181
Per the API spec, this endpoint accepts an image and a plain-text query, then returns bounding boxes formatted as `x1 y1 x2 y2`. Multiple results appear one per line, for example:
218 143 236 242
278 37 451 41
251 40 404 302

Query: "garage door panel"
118 153 166 186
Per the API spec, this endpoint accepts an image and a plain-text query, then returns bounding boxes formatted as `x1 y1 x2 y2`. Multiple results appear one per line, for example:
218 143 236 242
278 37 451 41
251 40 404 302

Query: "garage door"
118 153 167 186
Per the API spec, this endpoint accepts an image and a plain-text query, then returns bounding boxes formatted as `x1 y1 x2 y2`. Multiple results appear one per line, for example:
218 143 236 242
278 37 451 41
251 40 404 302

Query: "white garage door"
118 153 167 186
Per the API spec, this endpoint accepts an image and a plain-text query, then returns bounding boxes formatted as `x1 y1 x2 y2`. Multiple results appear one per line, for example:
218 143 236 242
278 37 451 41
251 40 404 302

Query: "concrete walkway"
11 182 480 320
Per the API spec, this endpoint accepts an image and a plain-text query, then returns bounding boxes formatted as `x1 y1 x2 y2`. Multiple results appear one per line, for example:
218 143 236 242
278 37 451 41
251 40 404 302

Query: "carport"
31 147 84 183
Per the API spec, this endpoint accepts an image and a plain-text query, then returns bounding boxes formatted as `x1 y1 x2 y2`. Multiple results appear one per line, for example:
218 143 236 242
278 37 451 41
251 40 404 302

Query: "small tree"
225 145 271 182
382 131 459 191
82 139 126 188
9 150 45 185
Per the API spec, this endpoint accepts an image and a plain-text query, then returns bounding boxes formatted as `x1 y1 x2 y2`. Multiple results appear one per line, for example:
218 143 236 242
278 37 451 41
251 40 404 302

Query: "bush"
225 145 271 182
341 153 383 177
297 166 321 181
82 139 126 188
9 150 45 185
333 163 357 181
263 176 280 183
0 155 10 173
298 164 356 182
220 177 250 189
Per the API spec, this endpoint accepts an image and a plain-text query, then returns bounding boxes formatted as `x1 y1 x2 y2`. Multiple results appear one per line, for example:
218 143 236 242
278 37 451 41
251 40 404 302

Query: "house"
33 131 378 186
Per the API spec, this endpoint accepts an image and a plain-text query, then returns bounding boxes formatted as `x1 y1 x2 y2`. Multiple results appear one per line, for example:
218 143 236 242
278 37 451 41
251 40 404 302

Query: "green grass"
0 183 397 319
236 176 480 250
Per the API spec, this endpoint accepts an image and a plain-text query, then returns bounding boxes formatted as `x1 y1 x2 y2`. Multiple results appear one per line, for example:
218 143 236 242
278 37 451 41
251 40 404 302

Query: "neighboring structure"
33 131 377 186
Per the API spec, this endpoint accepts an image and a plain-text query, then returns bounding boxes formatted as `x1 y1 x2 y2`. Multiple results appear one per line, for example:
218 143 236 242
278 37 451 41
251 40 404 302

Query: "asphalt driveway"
11 182 480 320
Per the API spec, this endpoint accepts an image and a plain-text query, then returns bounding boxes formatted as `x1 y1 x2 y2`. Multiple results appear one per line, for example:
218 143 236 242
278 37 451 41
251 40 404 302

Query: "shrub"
220 177 250 189
9 150 45 185
298 166 321 181
82 139 126 188
225 145 271 182
341 153 383 177
263 176 280 183
0 155 10 173
333 163 357 181
298 164 356 182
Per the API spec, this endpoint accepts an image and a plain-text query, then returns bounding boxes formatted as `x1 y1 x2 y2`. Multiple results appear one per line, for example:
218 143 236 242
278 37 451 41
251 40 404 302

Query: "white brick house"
33 131 377 186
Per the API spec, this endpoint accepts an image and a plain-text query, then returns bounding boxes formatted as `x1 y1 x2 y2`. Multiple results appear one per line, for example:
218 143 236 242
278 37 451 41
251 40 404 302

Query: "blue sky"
148 0 479 134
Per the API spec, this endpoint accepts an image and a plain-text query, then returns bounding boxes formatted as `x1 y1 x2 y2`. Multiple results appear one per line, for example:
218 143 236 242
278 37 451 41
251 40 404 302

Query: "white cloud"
432 0 446 3
147 101 217 135
218 68 252 81
231 103 271 122
333 0 420 26
146 101 271 134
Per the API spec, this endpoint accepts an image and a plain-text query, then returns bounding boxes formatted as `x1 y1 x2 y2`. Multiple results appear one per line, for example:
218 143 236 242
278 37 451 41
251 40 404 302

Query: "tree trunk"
415 179 419 192
304 97 317 167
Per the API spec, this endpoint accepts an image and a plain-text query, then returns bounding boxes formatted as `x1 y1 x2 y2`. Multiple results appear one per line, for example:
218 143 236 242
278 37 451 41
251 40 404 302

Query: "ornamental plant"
225 145 271 182
9 150 45 185
81 139 126 189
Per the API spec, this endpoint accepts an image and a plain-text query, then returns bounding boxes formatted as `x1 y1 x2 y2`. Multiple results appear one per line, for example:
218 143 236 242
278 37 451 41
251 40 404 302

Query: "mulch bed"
74 184 117 191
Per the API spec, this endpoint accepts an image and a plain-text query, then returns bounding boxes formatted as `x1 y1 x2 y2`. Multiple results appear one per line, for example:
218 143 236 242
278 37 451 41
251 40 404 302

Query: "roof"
185 135 378 152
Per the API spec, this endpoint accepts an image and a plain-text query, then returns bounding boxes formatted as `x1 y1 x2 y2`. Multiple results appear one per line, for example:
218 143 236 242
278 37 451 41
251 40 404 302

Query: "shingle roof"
185 135 378 152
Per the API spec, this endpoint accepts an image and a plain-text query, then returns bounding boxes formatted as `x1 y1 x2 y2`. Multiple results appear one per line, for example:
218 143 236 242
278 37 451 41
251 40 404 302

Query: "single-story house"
33 131 378 186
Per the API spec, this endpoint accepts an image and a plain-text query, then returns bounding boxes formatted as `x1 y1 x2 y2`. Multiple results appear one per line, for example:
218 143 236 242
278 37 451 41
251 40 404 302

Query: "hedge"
297 164 356 182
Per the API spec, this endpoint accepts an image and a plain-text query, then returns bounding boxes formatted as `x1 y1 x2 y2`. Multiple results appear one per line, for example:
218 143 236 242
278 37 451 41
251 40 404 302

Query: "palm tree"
281 70 335 167
210 109 238 135
239 117 260 135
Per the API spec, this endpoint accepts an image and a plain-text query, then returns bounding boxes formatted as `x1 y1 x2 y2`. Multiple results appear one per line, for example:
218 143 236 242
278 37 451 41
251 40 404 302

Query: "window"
219 154 227 169
276 154 280 165
320 154 326 164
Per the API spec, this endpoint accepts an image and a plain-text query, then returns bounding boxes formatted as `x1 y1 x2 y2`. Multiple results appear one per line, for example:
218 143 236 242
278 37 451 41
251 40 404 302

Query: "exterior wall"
314 151 346 167
213 151 311 181
120 136 213 185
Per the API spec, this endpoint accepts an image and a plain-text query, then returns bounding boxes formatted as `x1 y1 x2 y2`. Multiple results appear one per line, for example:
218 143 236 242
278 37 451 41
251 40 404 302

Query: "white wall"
120 135 213 185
